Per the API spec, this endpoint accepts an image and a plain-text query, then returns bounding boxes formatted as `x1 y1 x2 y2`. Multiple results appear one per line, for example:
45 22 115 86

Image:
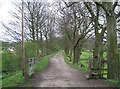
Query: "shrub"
2 50 20 76
24 42 38 58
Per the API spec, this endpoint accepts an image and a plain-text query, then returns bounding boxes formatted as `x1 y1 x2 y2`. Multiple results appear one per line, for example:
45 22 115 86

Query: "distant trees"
57 2 93 64
23 2 59 56
2 1 59 54
2 1 60 80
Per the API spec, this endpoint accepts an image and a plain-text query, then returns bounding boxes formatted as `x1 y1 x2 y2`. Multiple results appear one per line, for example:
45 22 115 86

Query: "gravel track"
20 53 117 87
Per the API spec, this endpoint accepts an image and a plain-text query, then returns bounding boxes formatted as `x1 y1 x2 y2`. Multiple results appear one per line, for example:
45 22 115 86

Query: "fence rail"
27 57 38 76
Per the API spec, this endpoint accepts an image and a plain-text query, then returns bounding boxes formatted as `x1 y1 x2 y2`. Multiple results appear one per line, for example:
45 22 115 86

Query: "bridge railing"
26 57 39 76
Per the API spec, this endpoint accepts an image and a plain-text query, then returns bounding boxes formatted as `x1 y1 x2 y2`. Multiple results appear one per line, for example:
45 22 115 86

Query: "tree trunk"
73 45 80 64
40 32 43 56
73 47 76 64
93 32 100 69
93 31 104 78
118 56 120 85
75 48 80 64
69 49 72 61
46 36 49 55
36 16 39 57
64 37 69 56
93 25 100 58
106 4 119 79
65 48 69 57
93 21 101 77
31 14 35 41
98 37 104 78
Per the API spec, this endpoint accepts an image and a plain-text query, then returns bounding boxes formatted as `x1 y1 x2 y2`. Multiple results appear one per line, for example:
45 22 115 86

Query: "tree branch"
64 2 77 7
84 2 95 18
116 11 120 18
94 2 108 15
113 0 118 11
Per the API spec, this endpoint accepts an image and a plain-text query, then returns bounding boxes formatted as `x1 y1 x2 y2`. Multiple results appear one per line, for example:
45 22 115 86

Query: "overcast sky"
0 0 15 41
0 0 58 42
0 0 119 42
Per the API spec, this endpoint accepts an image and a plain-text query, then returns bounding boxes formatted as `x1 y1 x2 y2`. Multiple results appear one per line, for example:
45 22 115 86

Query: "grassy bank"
34 53 55 72
2 53 55 87
63 50 99 72
63 51 119 87
63 51 88 72
63 51 108 74
2 71 25 87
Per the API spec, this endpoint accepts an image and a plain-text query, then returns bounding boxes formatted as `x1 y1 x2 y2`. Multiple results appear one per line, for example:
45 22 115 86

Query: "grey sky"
0 0 56 42
0 0 15 41
0 0 119 42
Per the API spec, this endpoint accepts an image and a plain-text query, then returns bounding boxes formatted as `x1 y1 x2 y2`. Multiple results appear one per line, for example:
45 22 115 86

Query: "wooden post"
21 0 25 76
21 0 29 80
118 53 120 85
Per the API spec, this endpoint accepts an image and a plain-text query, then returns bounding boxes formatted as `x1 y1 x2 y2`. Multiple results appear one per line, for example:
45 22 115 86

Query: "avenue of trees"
56 1 120 80
1 0 120 82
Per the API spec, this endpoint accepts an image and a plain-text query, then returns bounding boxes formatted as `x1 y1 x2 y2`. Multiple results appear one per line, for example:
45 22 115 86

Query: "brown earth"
19 53 117 87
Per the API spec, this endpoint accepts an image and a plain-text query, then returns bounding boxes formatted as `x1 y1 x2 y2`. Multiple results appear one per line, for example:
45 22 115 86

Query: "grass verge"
2 71 26 87
63 51 88 73
63 51 119 87
34 53 55 72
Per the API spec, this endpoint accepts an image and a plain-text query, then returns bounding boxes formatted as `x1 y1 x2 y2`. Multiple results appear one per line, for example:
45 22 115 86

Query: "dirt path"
20 53 116 87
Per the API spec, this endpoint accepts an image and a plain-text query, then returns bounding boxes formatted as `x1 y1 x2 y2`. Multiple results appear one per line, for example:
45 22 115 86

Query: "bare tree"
95 0 120 79
58 2 93 64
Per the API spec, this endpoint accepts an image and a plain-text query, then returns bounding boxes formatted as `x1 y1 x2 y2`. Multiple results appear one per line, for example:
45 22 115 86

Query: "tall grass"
2 71 25 87
2 51 21 78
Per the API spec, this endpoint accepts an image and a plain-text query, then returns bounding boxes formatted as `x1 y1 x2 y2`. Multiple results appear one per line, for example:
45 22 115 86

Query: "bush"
2 42 38 77
2 71 26 87
2 51 20 76
15 42 38 60
24 42 38 58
